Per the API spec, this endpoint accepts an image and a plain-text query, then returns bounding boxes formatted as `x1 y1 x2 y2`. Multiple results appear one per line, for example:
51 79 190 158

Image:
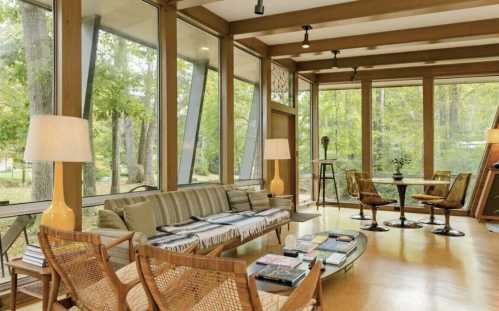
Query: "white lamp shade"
264 138 291 160
24 115 92 163
486 129 499 144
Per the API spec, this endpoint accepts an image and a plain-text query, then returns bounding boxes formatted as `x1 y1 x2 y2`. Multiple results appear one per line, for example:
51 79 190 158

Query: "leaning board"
476 169 499 221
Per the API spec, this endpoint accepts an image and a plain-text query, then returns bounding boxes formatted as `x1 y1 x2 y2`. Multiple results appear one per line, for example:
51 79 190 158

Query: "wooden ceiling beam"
176 0 222 10
180 6 229 35
295 43 499 71
269 18 499 57
229 0 499 37
317 60 499 83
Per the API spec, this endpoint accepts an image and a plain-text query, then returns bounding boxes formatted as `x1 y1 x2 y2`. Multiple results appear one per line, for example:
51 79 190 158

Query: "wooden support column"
423 76 434 179
221 35 234 185
361 80 373 177
311 81 320 201
160 5 177 191
56 0 82 230
262 57 272 190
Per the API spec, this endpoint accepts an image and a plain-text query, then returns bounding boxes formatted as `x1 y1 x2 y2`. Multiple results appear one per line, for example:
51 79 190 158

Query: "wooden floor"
20 207 499 311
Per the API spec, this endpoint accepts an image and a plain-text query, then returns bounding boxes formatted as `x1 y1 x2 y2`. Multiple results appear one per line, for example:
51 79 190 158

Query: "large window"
234 47 262 183
82 0 160 197
435 79 499 209
0 0 54 282
372 85 423 203
319 87 362 201
177 19 220 185
297 79 312 204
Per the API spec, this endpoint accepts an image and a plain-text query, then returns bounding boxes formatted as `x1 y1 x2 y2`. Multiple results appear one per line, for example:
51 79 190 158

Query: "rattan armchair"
412 170 451 225
355 173 397 232
347 170 370 220
422 173 471 237
136 244 323 311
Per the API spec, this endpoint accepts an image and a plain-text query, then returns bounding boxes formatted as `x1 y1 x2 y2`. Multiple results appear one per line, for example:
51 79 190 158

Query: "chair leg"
275 227 282 244
361 206 389 232
432 209 464 237
351 203 371 220
418 205 444 225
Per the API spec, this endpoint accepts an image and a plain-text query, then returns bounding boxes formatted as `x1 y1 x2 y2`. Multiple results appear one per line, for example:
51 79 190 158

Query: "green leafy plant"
392 154 411 173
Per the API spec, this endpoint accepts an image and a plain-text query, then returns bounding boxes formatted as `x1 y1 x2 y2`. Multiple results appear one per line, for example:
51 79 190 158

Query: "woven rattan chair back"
38 226 123 310
345 170 360 198
137 244 260 311
427 171 451 197
447 173 472 206
354 172 379 201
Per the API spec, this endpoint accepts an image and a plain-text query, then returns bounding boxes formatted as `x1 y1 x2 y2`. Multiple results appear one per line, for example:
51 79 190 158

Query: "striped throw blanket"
157 220 238 249
150 208 290 250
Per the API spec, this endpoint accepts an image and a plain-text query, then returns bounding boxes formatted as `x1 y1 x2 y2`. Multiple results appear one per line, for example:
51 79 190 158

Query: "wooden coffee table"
247 231 367 294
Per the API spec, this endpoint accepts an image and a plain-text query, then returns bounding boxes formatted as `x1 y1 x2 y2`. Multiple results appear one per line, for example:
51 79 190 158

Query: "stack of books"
22 245 48 267
256 265 307 287
256 254 302 268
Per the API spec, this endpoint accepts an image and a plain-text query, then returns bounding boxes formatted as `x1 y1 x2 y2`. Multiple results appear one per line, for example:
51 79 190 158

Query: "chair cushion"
248 191 271 212
98 209 128 231
412 193 445 201
124 201 157 237
227 189 251 212
422 199 462 209
361 195 397 207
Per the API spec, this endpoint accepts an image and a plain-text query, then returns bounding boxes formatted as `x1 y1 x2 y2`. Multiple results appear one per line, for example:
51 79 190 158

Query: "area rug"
291 212 321 222
486 223 499 233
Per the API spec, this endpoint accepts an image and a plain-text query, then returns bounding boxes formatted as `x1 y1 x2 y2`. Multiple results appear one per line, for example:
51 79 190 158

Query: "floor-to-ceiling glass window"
372 84 423 203
0 0 54 282
177 19 220 185
234 47 262 184
319 86 362 202
435 78 499 209
297 78 313 204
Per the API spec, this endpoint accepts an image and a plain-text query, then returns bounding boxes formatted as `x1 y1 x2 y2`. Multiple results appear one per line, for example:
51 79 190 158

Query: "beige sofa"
95 185 292 266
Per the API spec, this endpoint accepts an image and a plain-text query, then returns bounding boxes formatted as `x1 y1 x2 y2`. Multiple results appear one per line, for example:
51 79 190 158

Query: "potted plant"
392 154 411 181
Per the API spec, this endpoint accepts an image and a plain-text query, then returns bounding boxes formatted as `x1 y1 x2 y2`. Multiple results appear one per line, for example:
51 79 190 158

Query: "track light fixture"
351 67 358 81
332 50 340 68
254 0 264 15
302 25 312 49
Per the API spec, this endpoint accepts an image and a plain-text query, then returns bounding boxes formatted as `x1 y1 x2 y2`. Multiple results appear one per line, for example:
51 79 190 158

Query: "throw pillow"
248 191 271 212
123 200 157 237
227 190 251 212
97 209 128 230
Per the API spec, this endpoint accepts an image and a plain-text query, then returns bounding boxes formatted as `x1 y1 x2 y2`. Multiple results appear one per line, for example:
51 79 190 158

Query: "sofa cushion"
97 209 128 230
226 190 251 212
248 191 271 212
124 201 157 237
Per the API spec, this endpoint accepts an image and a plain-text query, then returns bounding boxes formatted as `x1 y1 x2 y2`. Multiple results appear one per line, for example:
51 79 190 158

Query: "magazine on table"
256 254 302 268
256 264 307 287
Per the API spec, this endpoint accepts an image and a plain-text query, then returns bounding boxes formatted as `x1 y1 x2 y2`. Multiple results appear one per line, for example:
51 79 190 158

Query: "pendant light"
302 25 312 49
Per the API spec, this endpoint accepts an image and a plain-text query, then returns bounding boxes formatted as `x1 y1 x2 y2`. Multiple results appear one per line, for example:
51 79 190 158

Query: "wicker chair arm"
279 261 322 311
206 244 225 257
104 232 135 250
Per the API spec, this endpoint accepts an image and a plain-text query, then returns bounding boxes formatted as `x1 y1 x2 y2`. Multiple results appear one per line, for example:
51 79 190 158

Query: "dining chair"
412 170 451 225
356 173 397 232
346 170 370 221
136 244 323 311
422 173 472 237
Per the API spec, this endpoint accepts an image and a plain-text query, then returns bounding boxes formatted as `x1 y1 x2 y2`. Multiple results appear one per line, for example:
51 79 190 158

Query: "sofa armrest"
91 228 148 267
269 197 293 211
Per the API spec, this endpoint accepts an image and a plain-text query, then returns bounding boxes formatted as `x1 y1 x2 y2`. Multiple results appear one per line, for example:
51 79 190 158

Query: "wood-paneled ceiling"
197 0 499 81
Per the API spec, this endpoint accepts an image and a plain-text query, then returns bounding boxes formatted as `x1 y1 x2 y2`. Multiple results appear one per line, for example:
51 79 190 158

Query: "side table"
7 257 65 311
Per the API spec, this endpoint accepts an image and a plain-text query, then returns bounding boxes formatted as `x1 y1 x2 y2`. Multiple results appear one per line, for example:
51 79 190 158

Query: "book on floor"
256 254 302 268
256 264 307 287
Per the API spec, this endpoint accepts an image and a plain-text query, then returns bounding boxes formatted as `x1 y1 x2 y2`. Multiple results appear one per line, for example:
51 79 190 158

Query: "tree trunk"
111 111 121 194
123 117 139 183
21 3 53 201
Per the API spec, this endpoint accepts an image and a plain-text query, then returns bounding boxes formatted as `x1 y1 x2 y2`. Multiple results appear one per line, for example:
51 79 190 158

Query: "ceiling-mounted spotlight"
254 0 264 15
332 50 340 68
302 25 312 49
351 67 358 81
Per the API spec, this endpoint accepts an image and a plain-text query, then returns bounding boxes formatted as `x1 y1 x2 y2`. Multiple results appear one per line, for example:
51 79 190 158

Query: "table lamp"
486 128 499 168
264 138 291 196
24 115 92 231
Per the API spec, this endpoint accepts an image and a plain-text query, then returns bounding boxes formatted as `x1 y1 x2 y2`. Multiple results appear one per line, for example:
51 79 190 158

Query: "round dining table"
371 178 450 229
